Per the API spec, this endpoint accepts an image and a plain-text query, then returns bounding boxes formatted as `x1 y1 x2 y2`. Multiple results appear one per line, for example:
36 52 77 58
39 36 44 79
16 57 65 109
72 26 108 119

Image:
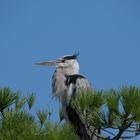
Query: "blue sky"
0 0 140 127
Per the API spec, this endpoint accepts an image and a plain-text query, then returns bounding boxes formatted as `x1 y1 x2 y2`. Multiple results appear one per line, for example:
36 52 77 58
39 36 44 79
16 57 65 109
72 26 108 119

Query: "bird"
36 53 99 140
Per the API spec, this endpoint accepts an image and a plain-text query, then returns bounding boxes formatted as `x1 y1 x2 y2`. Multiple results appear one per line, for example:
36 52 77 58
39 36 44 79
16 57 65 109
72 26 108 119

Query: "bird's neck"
57 67 79 75
53 67 79 102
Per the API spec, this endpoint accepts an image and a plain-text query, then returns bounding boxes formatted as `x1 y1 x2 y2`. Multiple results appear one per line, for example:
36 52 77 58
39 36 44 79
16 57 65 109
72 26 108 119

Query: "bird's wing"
65 74 98 140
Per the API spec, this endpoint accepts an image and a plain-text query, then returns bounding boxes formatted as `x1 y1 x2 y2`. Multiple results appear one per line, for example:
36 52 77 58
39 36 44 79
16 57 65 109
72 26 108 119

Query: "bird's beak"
35 60 59 66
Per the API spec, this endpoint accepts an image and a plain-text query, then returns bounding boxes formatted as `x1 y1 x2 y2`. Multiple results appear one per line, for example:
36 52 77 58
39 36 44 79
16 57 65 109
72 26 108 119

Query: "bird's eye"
61 59 65 63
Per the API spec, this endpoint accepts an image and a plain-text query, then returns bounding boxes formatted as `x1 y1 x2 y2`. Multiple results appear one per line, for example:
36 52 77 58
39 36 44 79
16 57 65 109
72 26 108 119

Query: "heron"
36 53 99 140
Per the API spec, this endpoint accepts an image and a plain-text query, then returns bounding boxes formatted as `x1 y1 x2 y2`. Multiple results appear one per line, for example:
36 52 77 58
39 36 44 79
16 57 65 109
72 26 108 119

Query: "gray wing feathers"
75 78 92 92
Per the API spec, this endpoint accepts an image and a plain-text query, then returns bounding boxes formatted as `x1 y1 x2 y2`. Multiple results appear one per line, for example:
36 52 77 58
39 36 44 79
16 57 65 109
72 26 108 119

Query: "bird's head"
36 52 80 75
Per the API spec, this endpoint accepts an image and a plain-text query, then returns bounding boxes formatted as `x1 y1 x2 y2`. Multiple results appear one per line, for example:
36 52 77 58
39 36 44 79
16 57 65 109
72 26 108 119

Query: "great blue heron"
36 53 99 140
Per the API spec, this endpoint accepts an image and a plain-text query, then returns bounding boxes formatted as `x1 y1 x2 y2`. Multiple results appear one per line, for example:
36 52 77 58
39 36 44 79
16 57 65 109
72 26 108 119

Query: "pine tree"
0 87 77 140
0 86 140 140
71 86 140 140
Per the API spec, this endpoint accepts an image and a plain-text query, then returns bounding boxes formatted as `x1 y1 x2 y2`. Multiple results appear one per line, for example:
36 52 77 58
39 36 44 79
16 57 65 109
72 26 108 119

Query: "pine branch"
111 119 132 140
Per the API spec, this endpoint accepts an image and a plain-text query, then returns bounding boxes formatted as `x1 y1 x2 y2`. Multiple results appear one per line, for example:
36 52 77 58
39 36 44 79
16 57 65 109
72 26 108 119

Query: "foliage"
37 109 49 127
0 88 17 114
71 86 140 140
27 93 35 110
0 87 78 140
0 86 140 140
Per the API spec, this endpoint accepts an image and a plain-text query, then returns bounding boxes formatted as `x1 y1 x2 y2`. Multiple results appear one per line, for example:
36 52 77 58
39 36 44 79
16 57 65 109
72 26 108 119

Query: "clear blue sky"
0 0 140 125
